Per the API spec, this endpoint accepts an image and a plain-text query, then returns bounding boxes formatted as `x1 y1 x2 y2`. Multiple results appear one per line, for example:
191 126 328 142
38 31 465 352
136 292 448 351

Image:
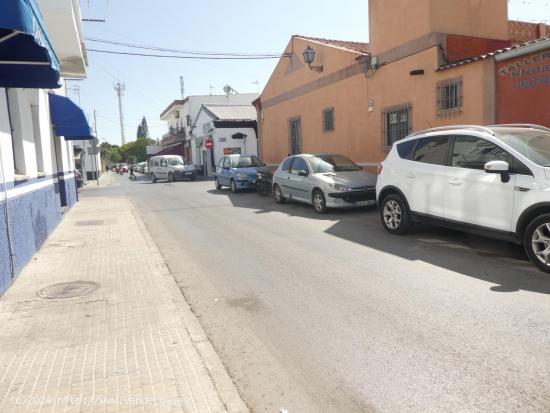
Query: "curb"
129 200 250 413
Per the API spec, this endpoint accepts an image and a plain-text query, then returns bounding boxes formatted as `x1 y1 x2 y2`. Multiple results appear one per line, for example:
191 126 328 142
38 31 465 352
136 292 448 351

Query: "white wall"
212 127 258 163
192 108 258 176
0 85 76 194
161 94 259 166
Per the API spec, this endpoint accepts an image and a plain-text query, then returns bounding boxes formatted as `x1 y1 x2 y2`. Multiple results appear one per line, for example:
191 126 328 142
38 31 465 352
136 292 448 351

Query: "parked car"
214 155 268 192
272 154 377 214
376 124 550 273
256 169 274 196
137 161 147 174
149 155 196 183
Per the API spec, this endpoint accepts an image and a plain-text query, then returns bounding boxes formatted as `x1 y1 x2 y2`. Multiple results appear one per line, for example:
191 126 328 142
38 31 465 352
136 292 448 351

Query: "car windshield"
168 157 184 166
230 156 264 168
495 129 550 166
310 154 361 173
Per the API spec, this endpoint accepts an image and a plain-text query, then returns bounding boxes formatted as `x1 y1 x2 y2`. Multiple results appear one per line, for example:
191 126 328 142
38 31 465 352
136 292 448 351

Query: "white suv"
376 124 550 273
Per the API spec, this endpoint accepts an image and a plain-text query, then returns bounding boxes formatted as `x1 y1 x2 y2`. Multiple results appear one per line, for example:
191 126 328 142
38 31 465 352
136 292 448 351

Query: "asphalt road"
103 173 550 413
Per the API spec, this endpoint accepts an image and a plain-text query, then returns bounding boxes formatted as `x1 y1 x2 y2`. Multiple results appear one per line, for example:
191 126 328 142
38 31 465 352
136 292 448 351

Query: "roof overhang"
160 99 188 120
36 0 87 78
495 37 550 61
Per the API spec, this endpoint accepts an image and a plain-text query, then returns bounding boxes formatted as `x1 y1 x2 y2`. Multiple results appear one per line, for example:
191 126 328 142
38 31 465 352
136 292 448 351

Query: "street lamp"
302 46 323 72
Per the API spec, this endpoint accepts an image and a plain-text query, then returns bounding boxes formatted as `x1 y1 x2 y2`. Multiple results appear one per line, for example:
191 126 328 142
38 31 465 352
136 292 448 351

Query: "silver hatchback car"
272 154 377 213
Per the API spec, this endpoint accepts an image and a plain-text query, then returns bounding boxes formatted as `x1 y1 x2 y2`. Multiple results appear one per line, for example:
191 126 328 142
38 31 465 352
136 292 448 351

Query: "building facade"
192 104 258 176
0 0 90 294
256 0 550 168
159 93 258 169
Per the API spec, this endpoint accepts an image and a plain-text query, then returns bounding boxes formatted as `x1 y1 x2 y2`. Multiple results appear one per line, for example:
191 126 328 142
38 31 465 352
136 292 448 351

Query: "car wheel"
190 175 196 181
215 177 222 190
230 179 238 193
380 193 412 234
312 189 327 214
524 213 550 273
168 172 174 182
151 173 157 183
273 184 285 204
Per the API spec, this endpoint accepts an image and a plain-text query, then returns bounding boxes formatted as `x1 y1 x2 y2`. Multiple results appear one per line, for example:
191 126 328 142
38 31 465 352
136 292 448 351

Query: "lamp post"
302 46 323 72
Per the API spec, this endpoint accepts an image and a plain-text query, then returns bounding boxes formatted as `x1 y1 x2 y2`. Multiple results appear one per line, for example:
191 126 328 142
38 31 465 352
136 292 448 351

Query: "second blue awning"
49 93 94 140
0 0 61 89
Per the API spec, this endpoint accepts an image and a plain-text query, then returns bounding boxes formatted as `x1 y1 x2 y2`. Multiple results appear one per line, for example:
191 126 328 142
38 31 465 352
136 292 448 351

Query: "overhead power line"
84 37 285 57
87 49 286 60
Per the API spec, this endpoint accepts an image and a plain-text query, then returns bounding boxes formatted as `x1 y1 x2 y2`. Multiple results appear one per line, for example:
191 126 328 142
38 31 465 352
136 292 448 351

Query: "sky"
75 0 550 146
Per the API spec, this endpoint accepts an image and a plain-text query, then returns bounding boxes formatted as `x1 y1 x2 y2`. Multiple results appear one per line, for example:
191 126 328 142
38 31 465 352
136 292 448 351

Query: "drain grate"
37 281 99 299
75 220 104 226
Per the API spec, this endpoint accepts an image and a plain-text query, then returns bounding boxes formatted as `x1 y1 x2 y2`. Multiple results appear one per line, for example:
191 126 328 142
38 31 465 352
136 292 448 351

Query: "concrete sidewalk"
0 176 249 412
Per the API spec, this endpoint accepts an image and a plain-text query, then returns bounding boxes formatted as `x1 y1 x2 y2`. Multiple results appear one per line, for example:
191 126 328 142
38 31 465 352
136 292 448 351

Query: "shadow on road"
210 187 550 295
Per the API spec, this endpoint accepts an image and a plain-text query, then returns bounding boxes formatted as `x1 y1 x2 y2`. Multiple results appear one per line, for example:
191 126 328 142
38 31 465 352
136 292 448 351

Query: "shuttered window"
382 103 412 148
437 77 463 119
322 107 335 132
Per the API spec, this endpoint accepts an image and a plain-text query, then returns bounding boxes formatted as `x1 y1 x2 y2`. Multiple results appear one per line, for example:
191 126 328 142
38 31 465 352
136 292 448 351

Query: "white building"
159 93 258 168
0 0 91 294
193 104 259 176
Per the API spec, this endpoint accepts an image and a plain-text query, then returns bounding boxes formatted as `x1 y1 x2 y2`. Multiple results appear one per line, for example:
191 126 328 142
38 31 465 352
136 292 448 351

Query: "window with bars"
322 107 334 132
382 104 412 148
437 77 463 118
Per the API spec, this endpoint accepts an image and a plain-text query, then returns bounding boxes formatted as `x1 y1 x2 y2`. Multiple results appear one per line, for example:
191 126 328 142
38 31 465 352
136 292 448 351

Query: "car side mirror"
298 171 308 177
484 160 510 183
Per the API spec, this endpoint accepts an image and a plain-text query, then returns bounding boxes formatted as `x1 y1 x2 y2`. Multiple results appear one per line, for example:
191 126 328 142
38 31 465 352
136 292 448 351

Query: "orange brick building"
255 0 550 167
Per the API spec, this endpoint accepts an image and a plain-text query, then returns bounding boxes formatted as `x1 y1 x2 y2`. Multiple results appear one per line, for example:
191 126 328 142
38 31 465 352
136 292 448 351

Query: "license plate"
185 172 192 175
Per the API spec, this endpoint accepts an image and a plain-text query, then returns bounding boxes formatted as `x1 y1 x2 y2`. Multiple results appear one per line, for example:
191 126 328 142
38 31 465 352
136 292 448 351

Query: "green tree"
136 116 149 139
100 141 122 163
119 137 155 163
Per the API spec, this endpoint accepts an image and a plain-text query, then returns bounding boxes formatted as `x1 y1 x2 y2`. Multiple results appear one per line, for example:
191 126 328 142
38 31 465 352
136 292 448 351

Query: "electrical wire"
85 37 283 57
86 49 286 60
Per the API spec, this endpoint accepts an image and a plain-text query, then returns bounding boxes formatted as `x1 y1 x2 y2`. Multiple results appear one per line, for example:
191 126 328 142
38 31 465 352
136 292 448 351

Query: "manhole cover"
36 281 99 299
76 220 104 226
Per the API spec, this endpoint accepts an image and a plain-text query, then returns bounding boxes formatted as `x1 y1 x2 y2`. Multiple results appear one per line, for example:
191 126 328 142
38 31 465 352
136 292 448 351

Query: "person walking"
129 163 136 180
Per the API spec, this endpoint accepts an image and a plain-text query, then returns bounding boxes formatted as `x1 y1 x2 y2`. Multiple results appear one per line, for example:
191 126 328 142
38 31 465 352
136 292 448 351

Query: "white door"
403 136 452 217
444 136 517 231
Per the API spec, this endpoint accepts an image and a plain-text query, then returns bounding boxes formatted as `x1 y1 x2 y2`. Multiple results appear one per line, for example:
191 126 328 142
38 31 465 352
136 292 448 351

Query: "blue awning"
48 93 94 140
0 0 61 89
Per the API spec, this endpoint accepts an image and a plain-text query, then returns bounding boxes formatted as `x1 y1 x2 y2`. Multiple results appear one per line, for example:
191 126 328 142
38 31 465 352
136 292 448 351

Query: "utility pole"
67 84 81 105
93 109 99 186
114 82 126 145
180 76 185 100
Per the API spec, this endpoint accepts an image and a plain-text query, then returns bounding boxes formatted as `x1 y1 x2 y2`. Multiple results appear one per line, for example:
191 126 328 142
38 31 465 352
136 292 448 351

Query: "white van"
149 155 196 183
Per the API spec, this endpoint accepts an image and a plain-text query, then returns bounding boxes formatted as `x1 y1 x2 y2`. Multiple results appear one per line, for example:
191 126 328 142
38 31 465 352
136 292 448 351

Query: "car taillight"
377 163 383 175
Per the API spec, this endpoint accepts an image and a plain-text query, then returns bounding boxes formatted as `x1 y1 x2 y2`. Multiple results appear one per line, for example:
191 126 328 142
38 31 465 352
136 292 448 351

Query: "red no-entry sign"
205 138 214 150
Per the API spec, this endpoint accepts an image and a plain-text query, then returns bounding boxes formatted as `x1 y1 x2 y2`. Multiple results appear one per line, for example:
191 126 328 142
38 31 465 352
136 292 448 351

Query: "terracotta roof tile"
437 36 550 71
293 35 370 55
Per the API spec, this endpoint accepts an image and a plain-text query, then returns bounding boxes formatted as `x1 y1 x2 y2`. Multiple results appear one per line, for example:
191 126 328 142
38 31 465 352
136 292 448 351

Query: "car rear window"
412 136 451 165
396 140 416 159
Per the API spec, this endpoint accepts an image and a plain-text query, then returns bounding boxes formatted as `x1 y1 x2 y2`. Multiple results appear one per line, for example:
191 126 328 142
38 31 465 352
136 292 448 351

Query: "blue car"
215 155 267 193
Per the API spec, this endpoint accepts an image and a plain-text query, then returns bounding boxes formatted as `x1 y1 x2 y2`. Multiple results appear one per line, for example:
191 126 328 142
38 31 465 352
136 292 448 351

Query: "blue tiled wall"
0 182 64 294
58 175 78 207
0 201 10 296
